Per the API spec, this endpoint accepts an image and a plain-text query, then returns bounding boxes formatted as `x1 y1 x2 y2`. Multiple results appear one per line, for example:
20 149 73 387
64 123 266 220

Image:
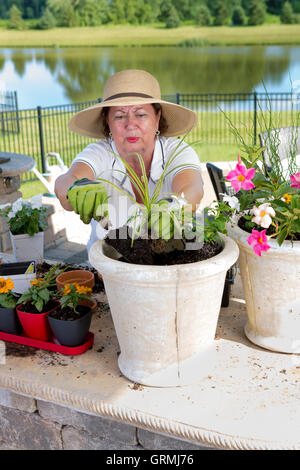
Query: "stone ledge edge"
0 375 299 451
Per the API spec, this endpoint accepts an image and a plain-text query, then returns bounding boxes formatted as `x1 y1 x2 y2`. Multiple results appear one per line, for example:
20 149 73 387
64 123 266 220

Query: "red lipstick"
126 137 139 143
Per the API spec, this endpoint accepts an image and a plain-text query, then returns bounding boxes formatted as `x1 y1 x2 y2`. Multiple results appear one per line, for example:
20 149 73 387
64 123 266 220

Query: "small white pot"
227 222 300 354
89 235 239 387
10 231 44 263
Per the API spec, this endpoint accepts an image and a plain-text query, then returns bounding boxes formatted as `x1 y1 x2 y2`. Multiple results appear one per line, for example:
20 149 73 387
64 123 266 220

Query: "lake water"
1 45 300 109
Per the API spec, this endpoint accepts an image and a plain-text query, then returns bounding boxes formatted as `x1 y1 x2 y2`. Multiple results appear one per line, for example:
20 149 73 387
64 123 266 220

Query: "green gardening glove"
67 178 109 225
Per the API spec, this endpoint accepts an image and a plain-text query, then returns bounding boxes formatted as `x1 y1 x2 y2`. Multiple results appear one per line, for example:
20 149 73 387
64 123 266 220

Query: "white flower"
250 203 275 229
11 198 23 213
221 193 240 211
0 203 11 211
7 210 16 219
29 194 43 210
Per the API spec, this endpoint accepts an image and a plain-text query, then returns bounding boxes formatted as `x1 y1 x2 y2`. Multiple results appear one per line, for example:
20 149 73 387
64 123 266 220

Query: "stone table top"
0 152 34 177
0 271 299 450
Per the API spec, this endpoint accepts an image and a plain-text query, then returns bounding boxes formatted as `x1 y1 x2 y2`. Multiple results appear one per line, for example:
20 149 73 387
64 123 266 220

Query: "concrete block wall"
0 389 214 450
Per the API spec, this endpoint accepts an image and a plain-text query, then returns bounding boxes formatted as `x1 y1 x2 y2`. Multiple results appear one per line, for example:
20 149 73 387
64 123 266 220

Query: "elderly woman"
55 69 204 251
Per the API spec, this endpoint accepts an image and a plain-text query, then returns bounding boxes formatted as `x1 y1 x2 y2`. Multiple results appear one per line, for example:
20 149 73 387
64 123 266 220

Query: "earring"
109 132 113 139
155 130 160 136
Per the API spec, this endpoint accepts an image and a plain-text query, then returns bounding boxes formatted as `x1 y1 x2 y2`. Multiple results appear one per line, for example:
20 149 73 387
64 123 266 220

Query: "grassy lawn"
1 23 300 47
20 179 50 198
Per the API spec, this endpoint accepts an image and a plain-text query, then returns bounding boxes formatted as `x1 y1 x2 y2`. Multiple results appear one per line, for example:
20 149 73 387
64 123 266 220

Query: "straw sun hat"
68 69 197 139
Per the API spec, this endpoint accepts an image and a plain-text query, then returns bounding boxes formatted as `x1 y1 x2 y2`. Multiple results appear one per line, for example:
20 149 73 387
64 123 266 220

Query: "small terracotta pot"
56 270 95 291
97 272 103 282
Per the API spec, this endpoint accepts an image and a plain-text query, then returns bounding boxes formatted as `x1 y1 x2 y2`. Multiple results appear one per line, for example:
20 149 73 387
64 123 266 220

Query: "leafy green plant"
18 264 65 312
59 283 92 313
0 195 47 236
98 136 208 248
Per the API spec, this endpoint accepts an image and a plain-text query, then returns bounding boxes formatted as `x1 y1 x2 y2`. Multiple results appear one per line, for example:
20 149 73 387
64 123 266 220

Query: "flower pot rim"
56 270 95 290
228 220 300 255
16 299 61 316
9 231 45 239
48 307 92 323
89 234 239 282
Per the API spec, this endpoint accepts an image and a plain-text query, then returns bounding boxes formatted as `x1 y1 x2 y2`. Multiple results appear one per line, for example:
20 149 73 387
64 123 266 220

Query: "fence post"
37 106 46 173
0 111 4 136
253 91 257 145
14 91 20 134
176 93 180 105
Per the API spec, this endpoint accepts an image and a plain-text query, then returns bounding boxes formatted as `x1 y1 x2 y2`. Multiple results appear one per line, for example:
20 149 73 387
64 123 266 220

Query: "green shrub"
280 1 296 23
165 6 181 28
7 4 25 30
213 0 229 26
197 5 212 26
232 6 247 25
38 7 56 30
248 0 266 25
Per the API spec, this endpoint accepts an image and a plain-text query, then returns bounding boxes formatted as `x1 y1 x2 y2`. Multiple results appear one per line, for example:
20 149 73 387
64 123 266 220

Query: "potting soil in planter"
238 216 300 241
49 304 90 321
18 300 58 314
105 227 223 266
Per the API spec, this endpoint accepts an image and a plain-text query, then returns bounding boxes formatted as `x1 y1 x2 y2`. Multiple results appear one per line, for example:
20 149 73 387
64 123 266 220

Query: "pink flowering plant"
219 99 300 256
224 154 300 255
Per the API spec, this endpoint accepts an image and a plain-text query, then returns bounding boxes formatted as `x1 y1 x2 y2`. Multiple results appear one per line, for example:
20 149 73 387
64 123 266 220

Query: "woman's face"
107 104 160 159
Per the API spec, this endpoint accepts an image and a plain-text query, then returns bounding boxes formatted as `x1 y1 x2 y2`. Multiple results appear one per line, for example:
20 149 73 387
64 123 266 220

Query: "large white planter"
227 222 300 354
10 231 44 263
89 235 239 387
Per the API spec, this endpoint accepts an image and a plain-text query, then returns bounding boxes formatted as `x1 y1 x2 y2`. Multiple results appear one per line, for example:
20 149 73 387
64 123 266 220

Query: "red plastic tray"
0 331 94 356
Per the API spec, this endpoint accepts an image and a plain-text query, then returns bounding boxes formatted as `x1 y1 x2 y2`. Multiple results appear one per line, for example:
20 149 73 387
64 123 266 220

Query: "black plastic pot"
221 267 235 308
48 307 92 347
0 306 23 335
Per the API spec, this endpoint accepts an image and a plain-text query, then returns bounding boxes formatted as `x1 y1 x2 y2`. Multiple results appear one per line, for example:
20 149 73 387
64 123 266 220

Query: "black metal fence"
0 92 298 183
0 90 19 135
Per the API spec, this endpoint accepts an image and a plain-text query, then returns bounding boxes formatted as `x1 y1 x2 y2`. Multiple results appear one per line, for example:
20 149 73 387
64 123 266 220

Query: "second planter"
10 231 44 263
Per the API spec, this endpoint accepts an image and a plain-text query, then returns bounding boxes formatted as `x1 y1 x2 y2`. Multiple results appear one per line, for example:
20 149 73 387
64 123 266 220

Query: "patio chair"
205 163 235 307
206 163 228 202
259 126 300 174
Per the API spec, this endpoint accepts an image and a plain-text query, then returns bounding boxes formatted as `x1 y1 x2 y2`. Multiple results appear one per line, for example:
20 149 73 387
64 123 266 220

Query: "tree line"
2 0 300 30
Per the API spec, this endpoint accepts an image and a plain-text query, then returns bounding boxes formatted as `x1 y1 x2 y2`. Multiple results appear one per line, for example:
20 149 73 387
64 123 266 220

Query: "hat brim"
68 97 198 139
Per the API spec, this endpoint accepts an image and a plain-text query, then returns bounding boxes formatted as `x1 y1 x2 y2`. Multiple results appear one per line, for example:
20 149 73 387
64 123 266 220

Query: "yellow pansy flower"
0 277 14 294
63 284 72 295
283 193 292 204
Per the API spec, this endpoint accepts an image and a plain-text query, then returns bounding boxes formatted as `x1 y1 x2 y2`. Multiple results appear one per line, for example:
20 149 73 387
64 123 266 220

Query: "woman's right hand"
54 162 95 211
